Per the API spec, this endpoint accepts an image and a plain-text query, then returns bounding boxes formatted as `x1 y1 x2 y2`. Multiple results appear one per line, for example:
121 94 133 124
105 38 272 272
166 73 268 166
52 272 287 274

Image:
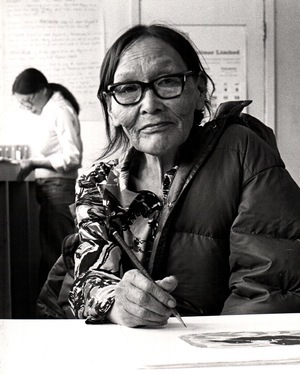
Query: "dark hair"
49 83 80 115
97 24 215 159
12 68 80 115
12 68 48 95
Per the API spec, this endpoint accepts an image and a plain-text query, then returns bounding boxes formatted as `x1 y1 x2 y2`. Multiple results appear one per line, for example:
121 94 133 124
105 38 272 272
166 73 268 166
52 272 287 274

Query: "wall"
80 0 133 172
1 0 300 185
275 0 300 186
0 0 134 174
85 0 300 185
102 0 300 186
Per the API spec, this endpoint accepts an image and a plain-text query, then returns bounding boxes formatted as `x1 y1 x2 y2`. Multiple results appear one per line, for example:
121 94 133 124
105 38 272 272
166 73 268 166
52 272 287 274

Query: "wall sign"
181 25 247 113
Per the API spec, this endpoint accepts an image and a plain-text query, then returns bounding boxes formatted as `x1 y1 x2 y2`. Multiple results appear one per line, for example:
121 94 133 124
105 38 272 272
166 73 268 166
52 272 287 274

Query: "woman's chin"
135 142 170 156
133 135 182 156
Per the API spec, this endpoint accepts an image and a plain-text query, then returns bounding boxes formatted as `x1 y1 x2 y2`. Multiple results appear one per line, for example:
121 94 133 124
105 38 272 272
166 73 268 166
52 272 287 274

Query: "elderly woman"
69 24 300 327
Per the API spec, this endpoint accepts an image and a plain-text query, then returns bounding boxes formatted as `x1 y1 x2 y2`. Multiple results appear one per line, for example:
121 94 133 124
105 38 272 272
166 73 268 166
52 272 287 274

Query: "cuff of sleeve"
84 298 115 324
49 154 66 173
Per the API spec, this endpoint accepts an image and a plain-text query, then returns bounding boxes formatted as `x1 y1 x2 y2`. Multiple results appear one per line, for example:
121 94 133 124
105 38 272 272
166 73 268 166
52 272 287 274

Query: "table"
1 314 300 374
0 162 40 318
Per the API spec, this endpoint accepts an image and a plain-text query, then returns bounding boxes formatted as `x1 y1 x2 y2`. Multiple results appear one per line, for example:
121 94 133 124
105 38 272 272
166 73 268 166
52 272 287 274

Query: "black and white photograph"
1 1 300 374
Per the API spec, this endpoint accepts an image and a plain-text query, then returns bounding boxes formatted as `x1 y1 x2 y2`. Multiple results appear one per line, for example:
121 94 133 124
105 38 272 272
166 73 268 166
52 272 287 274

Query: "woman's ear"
195 73 207 110
106 96 121 128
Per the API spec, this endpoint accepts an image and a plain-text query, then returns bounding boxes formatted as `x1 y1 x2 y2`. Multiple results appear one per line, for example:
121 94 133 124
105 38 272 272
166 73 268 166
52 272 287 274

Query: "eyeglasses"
102 71 195 106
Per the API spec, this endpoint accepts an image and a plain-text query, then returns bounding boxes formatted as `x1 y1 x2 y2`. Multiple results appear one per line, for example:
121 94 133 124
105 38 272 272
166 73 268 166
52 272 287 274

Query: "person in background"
68 24 300 327
12 68 83 289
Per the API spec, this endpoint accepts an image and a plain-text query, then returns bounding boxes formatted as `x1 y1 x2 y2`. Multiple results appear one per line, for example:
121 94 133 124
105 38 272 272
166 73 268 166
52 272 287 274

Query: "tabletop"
1 314 300 375
0 160 34 181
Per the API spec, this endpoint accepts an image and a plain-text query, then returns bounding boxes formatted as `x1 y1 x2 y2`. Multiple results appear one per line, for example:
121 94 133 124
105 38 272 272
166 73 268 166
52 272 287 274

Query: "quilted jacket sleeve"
69 162 122 321
221 129 300 314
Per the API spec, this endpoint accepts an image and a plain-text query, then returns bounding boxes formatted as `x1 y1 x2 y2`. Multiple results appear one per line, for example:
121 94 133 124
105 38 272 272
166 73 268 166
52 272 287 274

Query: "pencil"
112 230 186 328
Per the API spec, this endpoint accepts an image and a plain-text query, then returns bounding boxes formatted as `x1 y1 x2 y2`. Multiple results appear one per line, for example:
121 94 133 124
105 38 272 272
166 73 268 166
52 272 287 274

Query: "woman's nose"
140 88 163 114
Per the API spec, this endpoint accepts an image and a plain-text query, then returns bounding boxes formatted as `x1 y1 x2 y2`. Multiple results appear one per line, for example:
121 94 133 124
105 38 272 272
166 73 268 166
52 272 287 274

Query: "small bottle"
23 146 29 159
4 146 10 159
11 145 16 160
15 146 22 160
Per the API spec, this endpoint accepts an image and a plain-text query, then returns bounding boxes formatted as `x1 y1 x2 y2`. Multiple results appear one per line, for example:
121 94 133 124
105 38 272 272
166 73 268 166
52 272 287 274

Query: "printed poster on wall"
181 25 247 114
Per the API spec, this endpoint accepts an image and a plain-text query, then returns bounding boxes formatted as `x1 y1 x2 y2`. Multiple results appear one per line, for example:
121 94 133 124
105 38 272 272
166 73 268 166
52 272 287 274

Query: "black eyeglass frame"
100 70 195 106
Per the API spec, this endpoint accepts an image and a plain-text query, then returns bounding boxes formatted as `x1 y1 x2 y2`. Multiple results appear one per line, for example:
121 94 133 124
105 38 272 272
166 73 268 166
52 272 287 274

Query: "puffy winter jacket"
150 102 300 315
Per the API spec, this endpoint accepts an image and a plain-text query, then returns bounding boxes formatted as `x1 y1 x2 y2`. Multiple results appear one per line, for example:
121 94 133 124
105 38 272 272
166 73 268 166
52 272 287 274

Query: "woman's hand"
17 159 35 182
107 270 178 327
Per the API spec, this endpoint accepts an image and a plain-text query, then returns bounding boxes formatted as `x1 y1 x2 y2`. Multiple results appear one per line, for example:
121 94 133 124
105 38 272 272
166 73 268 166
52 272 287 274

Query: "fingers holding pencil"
107 269 177 327
111 231 186 327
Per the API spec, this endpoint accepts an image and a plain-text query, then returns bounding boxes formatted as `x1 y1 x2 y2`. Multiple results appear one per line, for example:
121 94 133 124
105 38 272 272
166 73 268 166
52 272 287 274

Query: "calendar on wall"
180 25 247 113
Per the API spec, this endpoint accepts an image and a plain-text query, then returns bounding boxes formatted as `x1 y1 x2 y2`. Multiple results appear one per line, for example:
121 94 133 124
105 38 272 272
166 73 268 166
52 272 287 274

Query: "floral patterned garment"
69 149 178 322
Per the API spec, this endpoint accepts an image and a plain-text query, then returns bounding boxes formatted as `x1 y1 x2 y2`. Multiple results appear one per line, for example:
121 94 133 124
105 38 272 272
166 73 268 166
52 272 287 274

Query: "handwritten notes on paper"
2 0 105 120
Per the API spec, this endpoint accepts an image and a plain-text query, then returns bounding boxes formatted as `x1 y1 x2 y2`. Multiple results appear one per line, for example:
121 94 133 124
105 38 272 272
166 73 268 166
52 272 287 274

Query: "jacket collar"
106 100 252 209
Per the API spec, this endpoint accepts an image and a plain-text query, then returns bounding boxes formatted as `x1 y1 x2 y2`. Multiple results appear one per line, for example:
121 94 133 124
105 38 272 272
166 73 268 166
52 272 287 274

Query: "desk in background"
1 314 300 374
0 162 40 318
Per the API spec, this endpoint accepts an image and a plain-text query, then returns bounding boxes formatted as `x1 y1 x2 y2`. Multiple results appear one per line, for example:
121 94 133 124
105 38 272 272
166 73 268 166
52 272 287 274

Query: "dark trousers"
35 178 76 289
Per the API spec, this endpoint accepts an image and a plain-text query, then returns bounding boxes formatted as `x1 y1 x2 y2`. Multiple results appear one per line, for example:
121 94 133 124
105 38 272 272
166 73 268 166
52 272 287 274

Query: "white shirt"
33 91 83 179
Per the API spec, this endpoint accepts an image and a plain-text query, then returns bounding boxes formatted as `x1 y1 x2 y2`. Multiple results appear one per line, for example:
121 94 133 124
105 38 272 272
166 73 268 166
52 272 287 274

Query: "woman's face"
14 88 48 115
106 37 206 157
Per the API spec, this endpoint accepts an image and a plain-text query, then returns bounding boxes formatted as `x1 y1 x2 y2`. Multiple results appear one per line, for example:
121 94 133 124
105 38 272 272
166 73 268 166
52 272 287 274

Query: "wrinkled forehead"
115 37 187 79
